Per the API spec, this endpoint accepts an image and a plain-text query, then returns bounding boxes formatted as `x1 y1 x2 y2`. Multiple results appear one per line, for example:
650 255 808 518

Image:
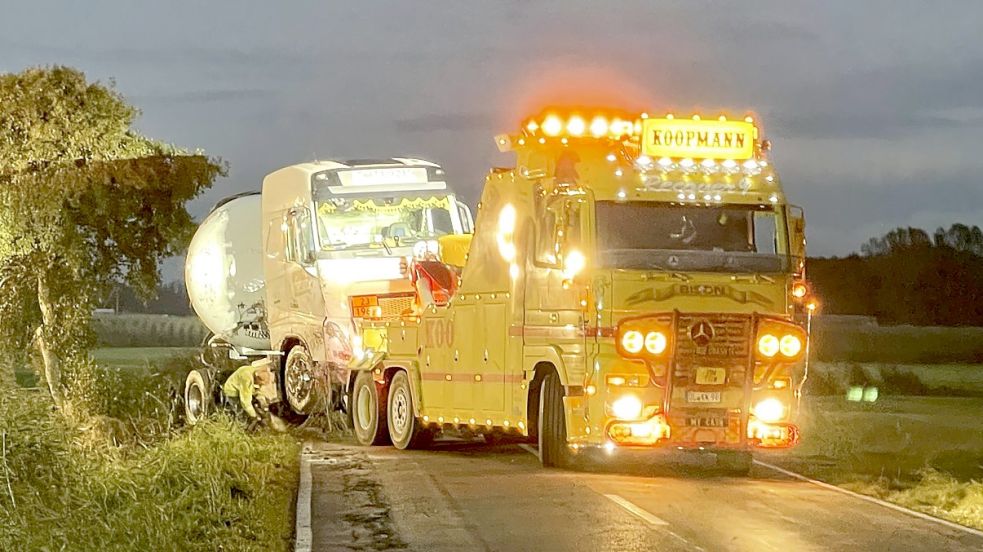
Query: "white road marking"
295 443 313 552
518 443 540 460
754 460 983 539
602 493 707 551
603 493 669 525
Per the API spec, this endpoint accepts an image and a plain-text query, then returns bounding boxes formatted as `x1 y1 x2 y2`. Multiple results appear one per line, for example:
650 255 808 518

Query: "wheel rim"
285 351 315 411
356 384 373 432
391 386 409 440
187 384 203 420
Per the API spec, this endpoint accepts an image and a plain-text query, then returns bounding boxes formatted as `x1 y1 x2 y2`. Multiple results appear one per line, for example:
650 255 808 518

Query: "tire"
387 371 433 450
716 451 753 476
538 371 572 468
282 345 318 417
184 369 213 426
351 370 390 446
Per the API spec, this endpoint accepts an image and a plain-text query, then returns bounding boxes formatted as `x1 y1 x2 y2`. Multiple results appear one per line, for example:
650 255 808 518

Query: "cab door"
283 207 325 346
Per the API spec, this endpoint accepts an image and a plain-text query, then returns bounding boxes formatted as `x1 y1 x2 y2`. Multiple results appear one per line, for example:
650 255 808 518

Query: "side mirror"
788 205 806 270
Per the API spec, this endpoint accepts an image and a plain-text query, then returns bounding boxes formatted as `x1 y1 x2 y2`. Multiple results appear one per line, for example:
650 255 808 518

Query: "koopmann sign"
642 118 756 160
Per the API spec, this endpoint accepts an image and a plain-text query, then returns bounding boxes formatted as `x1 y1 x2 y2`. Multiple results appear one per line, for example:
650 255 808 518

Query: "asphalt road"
304 440 983 552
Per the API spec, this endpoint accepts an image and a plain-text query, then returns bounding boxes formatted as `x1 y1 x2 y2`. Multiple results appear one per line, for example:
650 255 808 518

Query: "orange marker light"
590 116 608 137
567 115 586 136
542 115 563 136
792 282 808 298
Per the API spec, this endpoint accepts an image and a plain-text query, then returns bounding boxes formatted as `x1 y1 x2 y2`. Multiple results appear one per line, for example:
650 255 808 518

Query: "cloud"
394 113 492 133
131 88 278 105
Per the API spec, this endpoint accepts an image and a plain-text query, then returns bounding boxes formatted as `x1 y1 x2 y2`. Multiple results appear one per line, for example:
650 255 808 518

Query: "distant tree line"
809 224 983 326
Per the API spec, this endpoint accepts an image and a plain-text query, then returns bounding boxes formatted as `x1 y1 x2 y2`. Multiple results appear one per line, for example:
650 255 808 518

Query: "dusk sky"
4 1 983 279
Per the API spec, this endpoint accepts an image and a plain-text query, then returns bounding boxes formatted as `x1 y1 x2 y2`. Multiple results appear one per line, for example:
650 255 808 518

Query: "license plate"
687 391 721 403
695 367 726 385
687 417 727 428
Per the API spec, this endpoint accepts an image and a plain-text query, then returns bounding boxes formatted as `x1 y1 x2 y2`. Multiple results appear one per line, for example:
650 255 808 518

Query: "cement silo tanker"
184 192 270 352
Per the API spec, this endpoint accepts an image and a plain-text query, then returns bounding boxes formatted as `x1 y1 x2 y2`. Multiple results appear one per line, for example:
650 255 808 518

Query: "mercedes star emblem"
689 320 715 347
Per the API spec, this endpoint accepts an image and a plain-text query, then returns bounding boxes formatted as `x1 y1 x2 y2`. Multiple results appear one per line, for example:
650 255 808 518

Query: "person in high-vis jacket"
222 363 276 428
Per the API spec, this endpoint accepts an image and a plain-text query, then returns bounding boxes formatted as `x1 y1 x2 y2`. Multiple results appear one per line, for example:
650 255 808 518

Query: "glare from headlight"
644 331 667 355
758 334 779 357
753 398 785 423
780 334 802 357
621 330 644 354
611 395 643 420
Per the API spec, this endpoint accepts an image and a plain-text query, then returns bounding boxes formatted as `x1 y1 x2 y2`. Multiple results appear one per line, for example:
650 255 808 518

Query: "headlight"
752 398 786 423
758 334 779 357
621 330 644 354
611 395 643 420
644 331 667 355
780 335 802 357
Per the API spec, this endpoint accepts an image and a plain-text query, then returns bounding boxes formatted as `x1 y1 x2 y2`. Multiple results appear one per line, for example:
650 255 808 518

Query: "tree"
933 223 983 256
861 227 933 256
0 66 223 403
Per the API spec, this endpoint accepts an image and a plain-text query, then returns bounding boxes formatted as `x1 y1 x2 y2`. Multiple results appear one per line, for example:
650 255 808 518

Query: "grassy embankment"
767 356 983 531
3 318 301 551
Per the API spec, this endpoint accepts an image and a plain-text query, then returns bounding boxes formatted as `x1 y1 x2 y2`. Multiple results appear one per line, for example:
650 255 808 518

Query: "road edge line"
753 460 983 539
295 442 313 552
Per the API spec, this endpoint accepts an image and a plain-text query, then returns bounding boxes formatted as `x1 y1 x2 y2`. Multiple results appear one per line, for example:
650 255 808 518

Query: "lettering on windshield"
637 174 753 195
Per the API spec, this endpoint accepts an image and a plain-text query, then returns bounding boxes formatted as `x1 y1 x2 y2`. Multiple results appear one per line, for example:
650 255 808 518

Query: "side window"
283 213 296 262
457 202 474 234
284 208 315 264
752 211 779 254
535 200 563 266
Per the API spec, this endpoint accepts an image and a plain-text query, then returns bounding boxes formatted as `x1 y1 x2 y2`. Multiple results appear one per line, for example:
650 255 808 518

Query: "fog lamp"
611 395 643 420
752 398 785 423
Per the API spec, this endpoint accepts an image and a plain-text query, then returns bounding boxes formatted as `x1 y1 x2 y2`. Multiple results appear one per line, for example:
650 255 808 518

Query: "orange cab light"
590 116 608 137
542 115 563 136
566 116 586 136
792 282 808 298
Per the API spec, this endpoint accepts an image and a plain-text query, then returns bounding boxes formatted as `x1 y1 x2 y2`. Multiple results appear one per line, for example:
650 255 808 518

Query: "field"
811 318 983 363
92 313 208 347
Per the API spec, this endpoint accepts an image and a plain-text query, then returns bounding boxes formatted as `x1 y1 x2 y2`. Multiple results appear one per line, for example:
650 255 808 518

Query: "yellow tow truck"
348 109 810 473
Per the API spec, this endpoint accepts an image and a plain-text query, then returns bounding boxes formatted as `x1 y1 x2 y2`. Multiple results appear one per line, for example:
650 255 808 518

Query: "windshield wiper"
641 269 690 282
731 273 775 284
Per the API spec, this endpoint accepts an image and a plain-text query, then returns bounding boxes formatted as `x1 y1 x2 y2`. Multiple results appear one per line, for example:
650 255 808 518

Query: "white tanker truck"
183 158 474 423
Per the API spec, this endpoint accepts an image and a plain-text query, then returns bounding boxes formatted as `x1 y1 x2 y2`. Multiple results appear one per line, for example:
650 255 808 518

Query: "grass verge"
1 357 300 551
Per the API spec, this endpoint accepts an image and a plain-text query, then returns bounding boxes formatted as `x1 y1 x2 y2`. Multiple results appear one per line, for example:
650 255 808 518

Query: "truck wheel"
283 345 318 416
351 371 390 446
184 369 213 426
387 371 433 450
538 371 572 468
716 451 753 476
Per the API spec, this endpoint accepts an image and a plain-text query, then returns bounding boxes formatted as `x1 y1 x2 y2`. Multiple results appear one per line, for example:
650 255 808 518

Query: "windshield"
316 195 457 252
595 201 788 273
